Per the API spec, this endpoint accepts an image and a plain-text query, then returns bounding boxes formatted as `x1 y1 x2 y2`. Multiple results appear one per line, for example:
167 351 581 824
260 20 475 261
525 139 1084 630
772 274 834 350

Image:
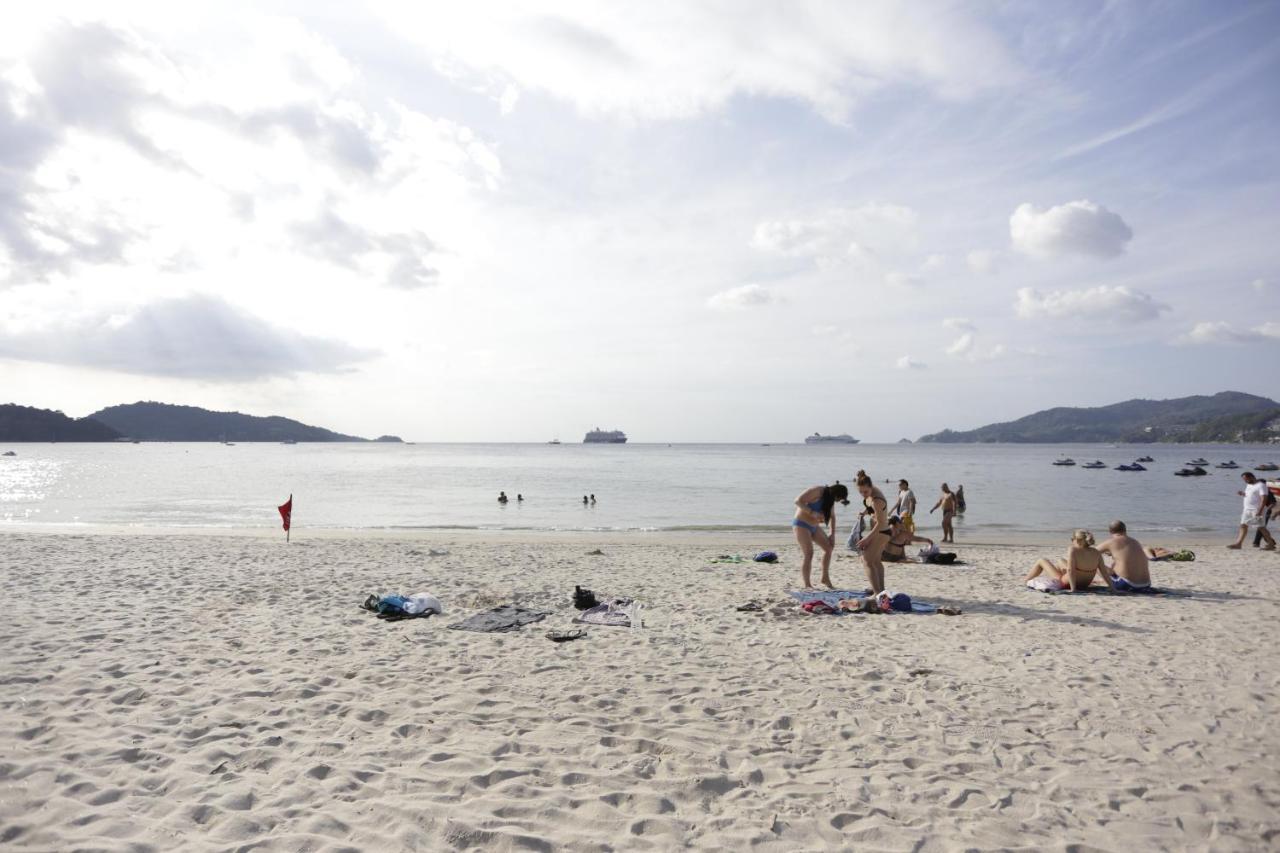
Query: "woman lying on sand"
792 483 849 589
1025 530 1102 591
854 470 890 594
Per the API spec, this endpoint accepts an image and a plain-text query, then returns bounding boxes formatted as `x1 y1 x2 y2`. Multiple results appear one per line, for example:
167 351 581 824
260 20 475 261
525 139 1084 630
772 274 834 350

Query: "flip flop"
546 629 586 642
938 606 962 616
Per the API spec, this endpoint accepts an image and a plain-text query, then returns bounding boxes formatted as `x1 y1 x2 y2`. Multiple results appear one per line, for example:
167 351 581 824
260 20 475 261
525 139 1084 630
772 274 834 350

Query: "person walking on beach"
1095 520 1153 590
854 470 890 594
892 479 917 532
792 483 849 589
1230 472 1274 550
1255 486 1276 548
930 484 957 543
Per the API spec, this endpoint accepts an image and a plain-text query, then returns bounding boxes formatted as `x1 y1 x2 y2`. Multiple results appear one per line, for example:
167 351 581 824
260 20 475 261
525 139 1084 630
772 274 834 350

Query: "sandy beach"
2 529 1278 851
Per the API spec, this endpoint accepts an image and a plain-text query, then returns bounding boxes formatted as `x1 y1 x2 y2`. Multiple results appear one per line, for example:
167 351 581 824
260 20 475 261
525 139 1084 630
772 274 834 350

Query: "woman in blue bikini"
792 483 849 589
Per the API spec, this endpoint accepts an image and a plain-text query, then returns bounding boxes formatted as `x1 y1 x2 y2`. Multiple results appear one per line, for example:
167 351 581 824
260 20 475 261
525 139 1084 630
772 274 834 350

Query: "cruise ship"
584 428 627 444
804 432 859 444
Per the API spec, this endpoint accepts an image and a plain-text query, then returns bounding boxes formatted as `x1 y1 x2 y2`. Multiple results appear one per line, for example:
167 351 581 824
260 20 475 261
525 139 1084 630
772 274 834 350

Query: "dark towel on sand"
448 605 549 633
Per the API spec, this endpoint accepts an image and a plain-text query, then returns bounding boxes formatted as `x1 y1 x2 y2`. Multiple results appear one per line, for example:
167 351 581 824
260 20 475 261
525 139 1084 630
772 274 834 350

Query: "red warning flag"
278 494 293 532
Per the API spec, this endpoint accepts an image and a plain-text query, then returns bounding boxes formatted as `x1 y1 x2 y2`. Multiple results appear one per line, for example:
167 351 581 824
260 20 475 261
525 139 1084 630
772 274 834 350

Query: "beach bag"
375 594 411 617
573 585 599 610
1168 549 1195 562
925 552 958 565
753 551 778 563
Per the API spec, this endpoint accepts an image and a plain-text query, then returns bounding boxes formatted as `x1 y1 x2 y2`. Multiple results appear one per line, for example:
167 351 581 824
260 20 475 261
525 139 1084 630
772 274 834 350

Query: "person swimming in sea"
854 470 890 594
498 491 509 504
792 482 850 589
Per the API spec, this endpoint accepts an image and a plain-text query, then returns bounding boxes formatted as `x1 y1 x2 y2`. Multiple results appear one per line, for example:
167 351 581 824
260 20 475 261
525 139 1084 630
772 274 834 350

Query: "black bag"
573 585 599 610
925 552 958 565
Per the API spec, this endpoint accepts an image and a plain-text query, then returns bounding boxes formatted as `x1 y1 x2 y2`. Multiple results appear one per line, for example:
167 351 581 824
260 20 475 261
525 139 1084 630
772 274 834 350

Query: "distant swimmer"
517 494 524 503
590 494 597 504
583 495 589 505
498 491 509 504
792 482 849 589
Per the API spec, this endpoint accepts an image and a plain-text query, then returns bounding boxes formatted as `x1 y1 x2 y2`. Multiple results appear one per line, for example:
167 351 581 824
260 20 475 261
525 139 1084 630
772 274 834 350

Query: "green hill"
89 402 369 442
917 392 1280 444
0 404 122 442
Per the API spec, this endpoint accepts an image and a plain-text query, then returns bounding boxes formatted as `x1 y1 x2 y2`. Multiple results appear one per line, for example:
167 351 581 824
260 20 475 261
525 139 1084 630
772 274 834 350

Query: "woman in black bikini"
882 517 935 562
854 469 889 594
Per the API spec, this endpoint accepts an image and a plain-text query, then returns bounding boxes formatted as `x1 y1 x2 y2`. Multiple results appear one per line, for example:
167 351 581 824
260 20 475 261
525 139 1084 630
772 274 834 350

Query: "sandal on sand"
546 629 586 643
938 606 962 616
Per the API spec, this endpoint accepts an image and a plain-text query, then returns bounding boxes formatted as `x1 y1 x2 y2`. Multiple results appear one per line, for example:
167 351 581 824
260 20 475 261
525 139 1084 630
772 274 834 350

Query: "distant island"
1 401 402 443
917 391 1280 444
0 404 122 442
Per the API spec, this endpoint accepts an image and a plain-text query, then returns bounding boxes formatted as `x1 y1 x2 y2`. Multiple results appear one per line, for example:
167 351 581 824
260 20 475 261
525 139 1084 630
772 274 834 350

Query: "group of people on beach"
791 473 965 594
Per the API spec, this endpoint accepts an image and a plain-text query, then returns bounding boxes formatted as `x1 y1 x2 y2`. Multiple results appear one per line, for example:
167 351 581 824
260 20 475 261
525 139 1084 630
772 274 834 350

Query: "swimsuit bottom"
1112 577 1151 592
792 519 819 534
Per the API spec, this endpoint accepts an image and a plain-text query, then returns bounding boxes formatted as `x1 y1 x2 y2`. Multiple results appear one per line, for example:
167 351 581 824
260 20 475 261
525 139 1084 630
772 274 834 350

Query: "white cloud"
942 317 976 332
1252 278 1269 293
966 248 999 274
1178 321 1280 346
0 294 376 379
0 19 498 287
707 283 775 311
1014 285 1167 322
921 253 946 272
1010 200 1133 259
941 319 1006 361
377 3 1023 125
945 333 974 357
885 271 923 288
896 355 925 370
751 203 918 266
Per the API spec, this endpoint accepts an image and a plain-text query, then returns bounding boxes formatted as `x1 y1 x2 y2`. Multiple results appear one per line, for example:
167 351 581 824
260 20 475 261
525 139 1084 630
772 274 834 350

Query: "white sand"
2 530 1278 851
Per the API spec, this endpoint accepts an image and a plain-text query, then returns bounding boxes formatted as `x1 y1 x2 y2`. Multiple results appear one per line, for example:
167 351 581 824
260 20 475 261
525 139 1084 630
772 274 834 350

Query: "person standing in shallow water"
931 483 957 543
791 483 849 589
854 470 890 594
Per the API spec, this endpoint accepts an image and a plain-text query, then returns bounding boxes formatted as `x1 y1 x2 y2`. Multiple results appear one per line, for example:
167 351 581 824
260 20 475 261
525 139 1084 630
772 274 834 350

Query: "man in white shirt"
893 479 917 533
1229 472 1275 549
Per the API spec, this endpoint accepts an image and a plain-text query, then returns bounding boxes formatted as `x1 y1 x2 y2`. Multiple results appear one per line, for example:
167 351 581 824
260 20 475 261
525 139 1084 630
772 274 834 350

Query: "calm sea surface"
0 442 1274 537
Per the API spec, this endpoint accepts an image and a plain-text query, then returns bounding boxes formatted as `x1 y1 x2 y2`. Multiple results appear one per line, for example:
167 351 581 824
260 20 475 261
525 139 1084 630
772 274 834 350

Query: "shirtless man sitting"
1095 520 1152 591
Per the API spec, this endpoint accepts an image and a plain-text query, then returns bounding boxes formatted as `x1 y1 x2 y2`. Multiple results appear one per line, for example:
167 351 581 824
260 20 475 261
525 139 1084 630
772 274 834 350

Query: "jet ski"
1175 466 1210 477
1216 461 1239 469
1136 456 1154 463
1116 463 1147 471
1187 458 1209 466
1052 458 1076 466
1256 462 1279 472
1081 461 1107 469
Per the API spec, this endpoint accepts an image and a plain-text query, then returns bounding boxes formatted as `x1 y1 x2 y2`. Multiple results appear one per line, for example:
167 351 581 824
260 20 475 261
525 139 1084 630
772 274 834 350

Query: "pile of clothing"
361 592 443 620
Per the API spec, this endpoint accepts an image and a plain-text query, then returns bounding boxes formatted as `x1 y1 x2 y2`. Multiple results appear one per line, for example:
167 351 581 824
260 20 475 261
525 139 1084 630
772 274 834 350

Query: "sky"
0 1 1277 442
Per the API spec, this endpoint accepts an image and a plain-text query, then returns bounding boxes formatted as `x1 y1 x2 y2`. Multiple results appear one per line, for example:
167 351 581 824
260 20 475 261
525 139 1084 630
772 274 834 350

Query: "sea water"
0 442 1272 537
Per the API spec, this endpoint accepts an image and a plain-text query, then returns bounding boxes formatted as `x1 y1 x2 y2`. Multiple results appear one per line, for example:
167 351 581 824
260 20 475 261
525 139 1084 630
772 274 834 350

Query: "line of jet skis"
1050 457 1274 476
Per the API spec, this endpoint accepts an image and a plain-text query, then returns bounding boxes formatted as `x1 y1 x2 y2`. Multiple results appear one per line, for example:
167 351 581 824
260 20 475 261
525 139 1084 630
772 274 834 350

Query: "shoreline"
0 523 1242 550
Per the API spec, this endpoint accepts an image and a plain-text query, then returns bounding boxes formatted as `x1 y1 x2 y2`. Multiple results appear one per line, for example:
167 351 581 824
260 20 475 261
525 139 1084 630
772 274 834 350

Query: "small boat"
1175 466 1209 477
1081 461 1107 469
1136 456 1154 463
1187 458 1209 466
547 439 561 445
1216 461 1239 469
1116 463 1147 471
1257 462 1279 471
1052 458 1076 466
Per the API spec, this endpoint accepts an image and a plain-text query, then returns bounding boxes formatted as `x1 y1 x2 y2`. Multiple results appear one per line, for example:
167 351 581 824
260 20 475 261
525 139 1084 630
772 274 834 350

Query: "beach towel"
574 598 642 627
710 555 745 564
448 605 549 633
788 589 940 615
1151 549 1195 562
1026 583 1169 596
